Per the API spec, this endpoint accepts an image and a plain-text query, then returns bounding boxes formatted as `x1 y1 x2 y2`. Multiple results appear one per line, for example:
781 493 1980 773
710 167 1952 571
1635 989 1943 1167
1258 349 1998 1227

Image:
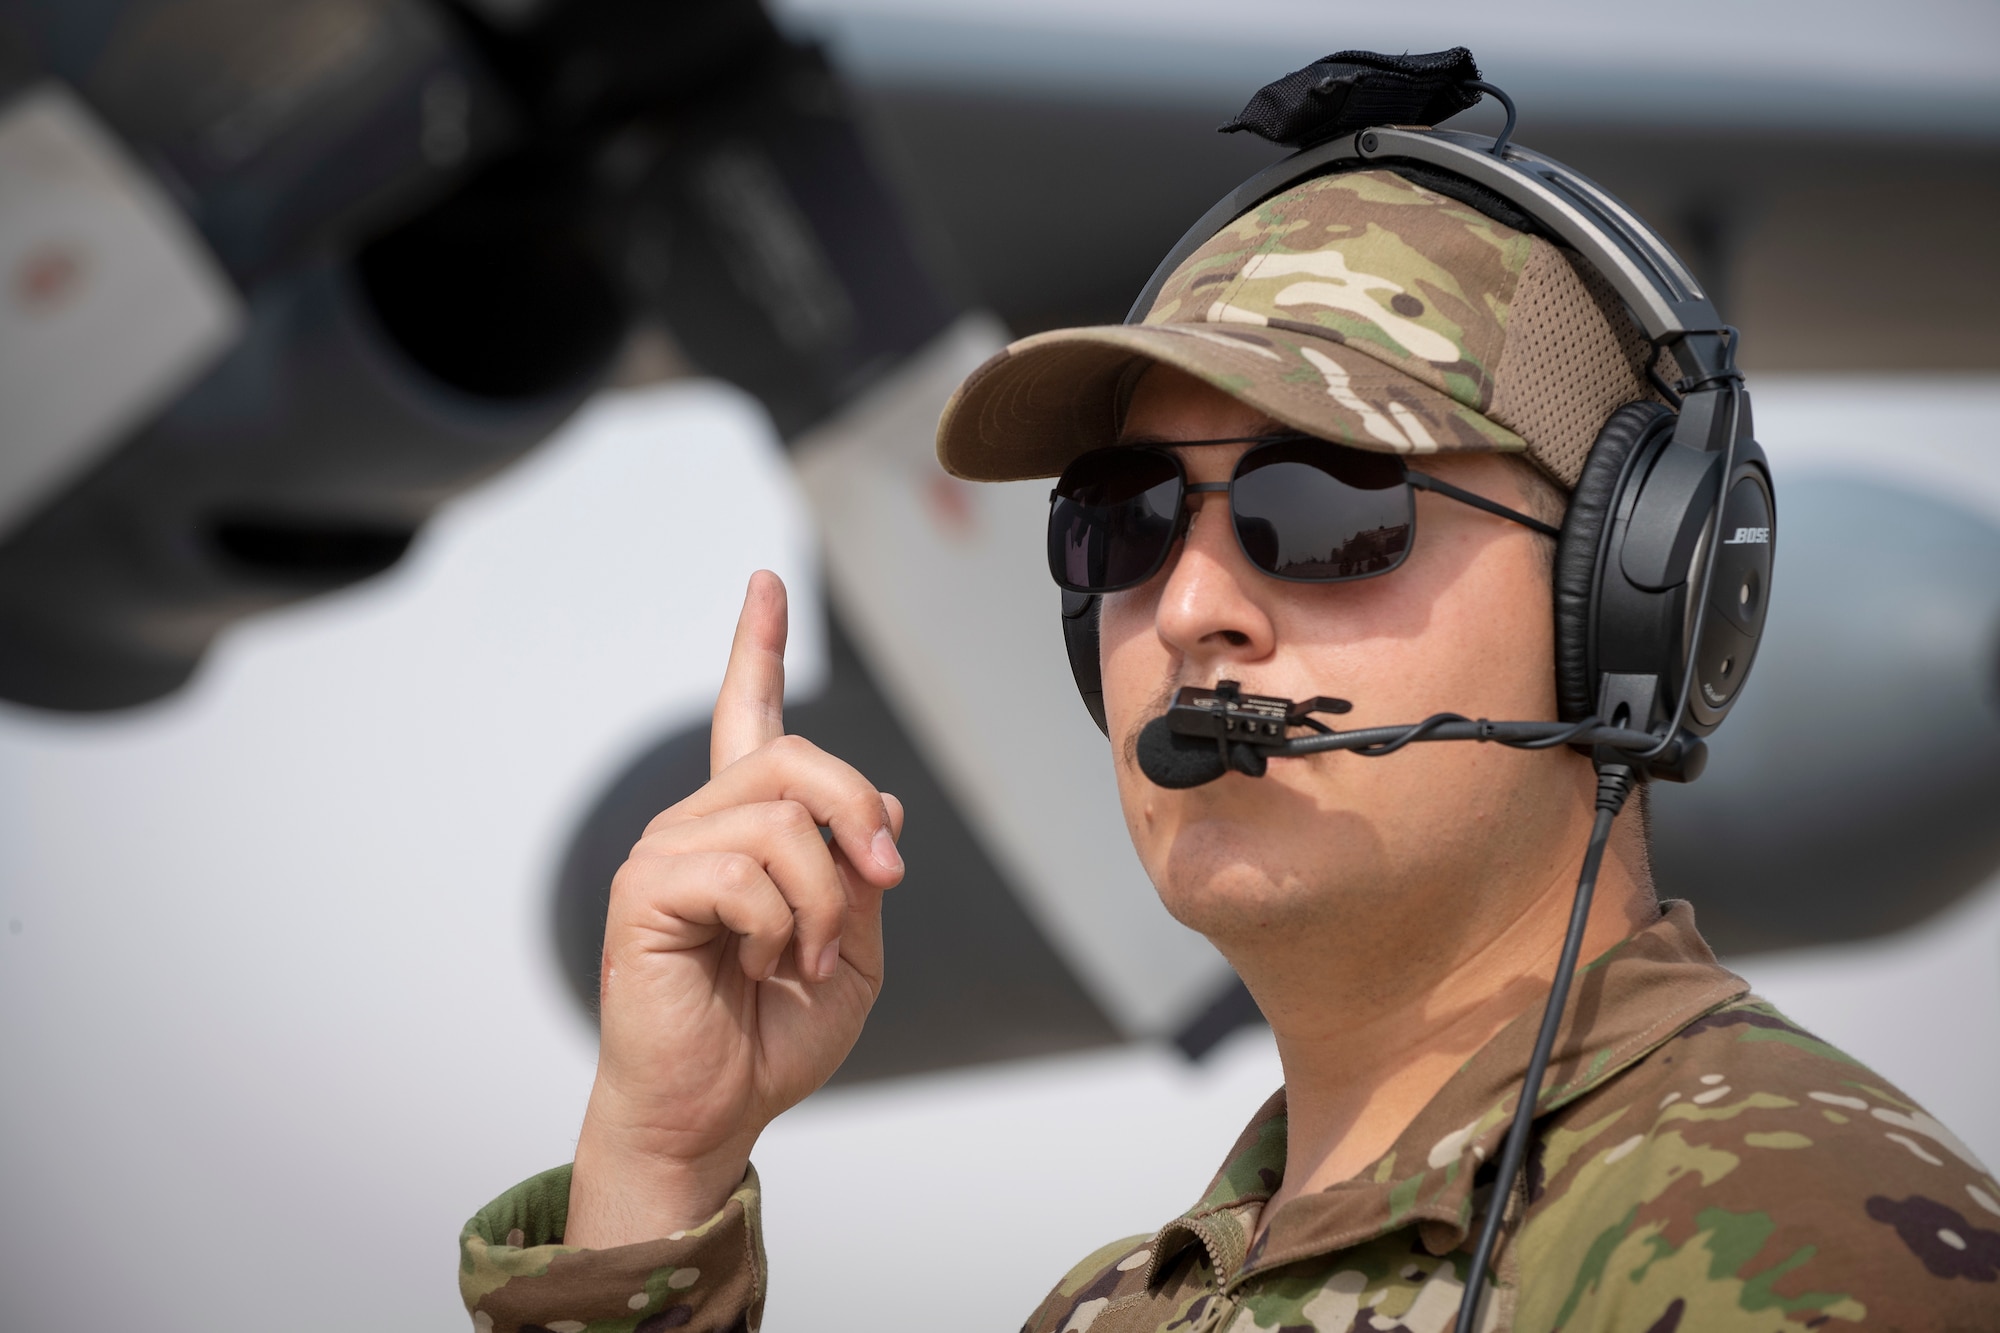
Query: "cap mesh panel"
1491 240 1669 489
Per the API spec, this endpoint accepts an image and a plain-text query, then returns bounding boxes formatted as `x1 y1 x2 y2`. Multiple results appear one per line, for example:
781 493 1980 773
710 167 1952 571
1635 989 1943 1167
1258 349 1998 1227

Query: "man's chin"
1147 826 1371 942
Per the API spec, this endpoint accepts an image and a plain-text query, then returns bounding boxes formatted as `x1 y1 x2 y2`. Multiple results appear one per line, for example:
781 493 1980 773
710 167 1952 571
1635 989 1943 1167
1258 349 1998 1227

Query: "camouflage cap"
935 167 1671 491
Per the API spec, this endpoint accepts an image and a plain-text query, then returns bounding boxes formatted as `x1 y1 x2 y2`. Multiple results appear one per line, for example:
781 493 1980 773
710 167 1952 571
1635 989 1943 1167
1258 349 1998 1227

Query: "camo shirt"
459 904 2000 1331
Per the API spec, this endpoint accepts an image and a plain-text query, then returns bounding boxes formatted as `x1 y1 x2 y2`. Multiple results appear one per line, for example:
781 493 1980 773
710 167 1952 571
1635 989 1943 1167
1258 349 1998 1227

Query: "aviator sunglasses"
1048 434 1562 594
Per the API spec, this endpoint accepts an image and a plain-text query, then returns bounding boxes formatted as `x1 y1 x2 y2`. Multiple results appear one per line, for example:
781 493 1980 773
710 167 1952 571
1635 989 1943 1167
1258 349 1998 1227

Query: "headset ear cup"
1553 401 1675 722
1061 590 1109 736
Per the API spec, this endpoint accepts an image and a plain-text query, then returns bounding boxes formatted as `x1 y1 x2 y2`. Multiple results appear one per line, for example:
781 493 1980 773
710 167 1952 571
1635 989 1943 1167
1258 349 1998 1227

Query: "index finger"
711 570 789 776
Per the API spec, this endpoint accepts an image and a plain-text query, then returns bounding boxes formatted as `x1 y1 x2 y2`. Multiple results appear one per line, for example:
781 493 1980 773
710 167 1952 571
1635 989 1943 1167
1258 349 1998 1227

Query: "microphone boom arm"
1151 681 1706 783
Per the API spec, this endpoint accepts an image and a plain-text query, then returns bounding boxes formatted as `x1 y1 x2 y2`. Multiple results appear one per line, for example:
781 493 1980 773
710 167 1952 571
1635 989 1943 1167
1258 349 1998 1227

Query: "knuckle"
629 824 673 855
608 849 662 899
606 863 636 909
639 800 702 841
842 784 884 823
627 827 691 866
713 852 763 896
798 870 845 920
765 799 816 838
765 733 817 764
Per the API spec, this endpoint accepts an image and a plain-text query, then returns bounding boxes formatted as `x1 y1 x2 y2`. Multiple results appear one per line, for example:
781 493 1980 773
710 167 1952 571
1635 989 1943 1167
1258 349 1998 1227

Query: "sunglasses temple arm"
1407 471 1563 539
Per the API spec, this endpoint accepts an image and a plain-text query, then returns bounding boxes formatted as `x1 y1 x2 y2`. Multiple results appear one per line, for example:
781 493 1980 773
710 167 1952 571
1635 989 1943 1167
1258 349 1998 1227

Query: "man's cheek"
1097 590 1165 680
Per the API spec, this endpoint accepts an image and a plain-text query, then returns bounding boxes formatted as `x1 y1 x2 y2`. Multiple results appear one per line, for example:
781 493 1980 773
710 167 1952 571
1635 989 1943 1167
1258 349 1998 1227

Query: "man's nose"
1154 492 1277 662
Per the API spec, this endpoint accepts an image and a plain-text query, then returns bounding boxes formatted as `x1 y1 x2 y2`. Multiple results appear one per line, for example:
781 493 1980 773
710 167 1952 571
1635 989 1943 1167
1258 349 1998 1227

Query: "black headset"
1059 124 1774 780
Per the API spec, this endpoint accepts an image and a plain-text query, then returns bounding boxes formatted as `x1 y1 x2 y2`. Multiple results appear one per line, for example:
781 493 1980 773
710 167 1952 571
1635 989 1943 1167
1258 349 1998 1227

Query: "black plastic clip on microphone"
1153 680 1352 782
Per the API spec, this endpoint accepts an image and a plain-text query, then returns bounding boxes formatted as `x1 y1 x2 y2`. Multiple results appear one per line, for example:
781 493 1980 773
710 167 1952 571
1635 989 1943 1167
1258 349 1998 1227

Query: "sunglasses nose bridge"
1176 479 1233 539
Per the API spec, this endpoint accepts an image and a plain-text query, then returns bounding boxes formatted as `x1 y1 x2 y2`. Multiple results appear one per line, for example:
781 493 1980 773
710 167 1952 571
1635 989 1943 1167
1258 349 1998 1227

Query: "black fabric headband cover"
1219 48 1485 148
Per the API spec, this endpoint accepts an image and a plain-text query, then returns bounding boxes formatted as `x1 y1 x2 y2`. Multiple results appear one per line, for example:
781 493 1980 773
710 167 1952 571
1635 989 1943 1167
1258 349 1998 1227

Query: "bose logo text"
1722 526 1770 546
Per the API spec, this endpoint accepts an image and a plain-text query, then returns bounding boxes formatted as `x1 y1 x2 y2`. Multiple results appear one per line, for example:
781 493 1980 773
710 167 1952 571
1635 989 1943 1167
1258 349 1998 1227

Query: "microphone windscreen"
1137 716 1230 788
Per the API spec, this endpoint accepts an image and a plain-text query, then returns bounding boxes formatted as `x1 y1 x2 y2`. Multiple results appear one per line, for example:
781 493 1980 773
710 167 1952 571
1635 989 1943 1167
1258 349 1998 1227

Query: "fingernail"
872 826 903 875
816 940 841 981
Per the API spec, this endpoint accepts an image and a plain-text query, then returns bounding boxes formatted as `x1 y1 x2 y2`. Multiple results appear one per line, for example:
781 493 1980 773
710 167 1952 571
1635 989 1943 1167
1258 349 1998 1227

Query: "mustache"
1119 676 1182 774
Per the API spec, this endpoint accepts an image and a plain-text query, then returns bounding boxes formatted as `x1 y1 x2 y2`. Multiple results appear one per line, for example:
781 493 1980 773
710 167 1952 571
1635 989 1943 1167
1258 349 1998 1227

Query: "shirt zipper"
1186 1288 1239 1333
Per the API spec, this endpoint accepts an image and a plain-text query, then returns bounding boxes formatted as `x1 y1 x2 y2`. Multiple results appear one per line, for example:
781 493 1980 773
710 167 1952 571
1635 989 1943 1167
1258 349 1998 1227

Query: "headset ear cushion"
1061 591 1109 736
1553 401 1675 722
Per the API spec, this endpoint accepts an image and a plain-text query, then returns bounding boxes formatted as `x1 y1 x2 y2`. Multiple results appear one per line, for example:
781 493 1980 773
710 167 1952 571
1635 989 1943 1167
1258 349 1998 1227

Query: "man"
457 161 2000 1329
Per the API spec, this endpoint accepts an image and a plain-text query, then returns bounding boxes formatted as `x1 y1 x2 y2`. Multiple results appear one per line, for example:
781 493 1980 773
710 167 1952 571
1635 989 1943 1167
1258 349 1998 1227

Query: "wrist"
567 1132 750 1249
565 1088 757 1248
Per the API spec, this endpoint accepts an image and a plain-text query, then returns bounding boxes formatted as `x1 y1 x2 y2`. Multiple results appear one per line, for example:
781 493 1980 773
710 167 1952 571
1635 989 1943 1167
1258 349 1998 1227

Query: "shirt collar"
1147 902 1748 1286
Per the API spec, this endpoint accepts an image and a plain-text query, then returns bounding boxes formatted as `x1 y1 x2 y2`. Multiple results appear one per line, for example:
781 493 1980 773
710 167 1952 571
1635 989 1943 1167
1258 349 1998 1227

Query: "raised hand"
565 571 905 1247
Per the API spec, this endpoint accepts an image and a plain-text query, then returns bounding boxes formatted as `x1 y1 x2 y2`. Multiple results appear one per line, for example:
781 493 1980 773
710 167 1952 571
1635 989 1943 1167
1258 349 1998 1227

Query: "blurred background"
1 1 1996 1329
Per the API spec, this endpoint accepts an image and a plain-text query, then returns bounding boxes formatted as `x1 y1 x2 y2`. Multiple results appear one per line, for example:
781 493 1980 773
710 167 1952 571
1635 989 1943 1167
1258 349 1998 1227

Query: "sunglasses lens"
1231 441 1412 580
1049 450 1183 592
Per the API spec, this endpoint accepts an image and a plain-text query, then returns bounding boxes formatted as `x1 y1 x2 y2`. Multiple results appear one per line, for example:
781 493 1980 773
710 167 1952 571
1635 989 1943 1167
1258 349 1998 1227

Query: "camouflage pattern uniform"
461 1161 765 1333
461 904 2000 1331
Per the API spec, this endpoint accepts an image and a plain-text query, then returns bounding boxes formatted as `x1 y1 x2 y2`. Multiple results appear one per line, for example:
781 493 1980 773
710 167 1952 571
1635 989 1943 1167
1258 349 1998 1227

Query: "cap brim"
936 321 1526 482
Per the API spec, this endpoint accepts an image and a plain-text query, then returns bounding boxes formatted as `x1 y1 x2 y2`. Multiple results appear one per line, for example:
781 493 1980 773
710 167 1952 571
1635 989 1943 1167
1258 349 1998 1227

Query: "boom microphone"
1135 681 1707 788
1136 718 1238 787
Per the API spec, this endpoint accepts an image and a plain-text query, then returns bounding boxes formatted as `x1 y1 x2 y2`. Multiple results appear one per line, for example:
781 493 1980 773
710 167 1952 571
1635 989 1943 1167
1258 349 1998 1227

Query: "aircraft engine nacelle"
1650 474 2000 953
0 0 953 710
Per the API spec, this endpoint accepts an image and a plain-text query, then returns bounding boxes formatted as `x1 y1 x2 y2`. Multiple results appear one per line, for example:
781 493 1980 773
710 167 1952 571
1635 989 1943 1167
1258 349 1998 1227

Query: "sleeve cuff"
459 1162 766 1332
